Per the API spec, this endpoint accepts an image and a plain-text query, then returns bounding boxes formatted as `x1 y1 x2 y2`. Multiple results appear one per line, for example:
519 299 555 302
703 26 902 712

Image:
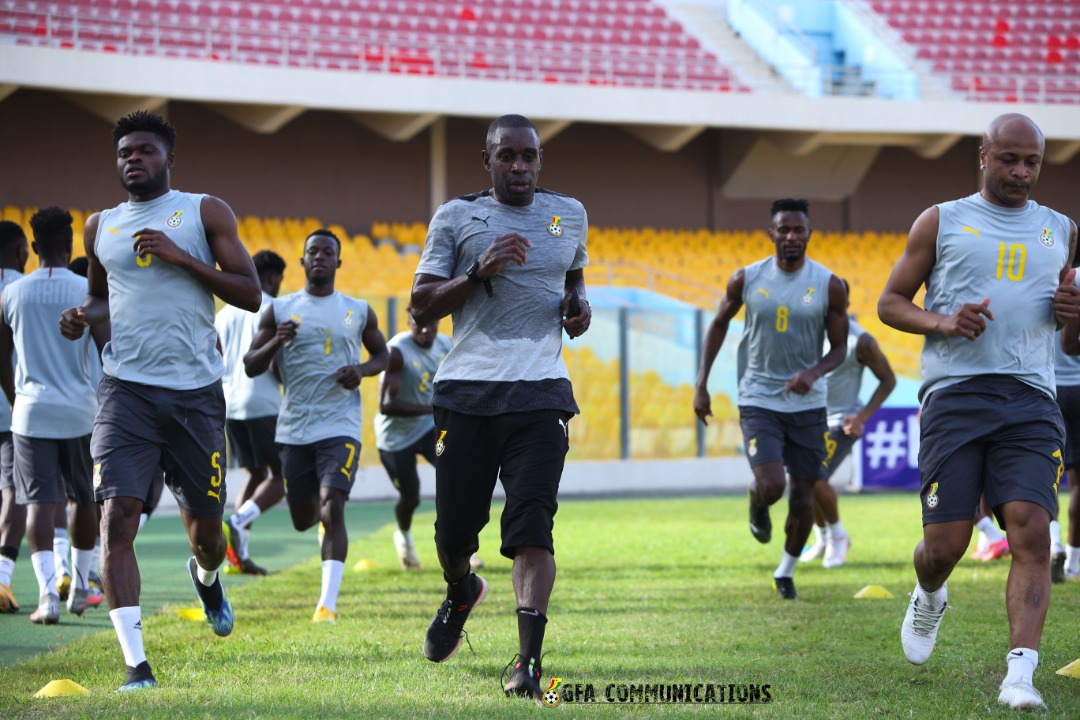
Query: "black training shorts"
92 376 228 518
279 436 360 505
378 430 437 499
226 416 279 471
919 375 1064 529
738 405 828 481
13 434 94 505
432 407 570 564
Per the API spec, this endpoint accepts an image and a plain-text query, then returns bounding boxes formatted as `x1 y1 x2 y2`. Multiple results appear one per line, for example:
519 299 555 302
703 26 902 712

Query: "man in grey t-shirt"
411 114 590 700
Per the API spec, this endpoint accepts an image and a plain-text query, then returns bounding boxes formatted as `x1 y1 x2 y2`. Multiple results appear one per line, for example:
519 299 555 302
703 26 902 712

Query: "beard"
120 166 168 196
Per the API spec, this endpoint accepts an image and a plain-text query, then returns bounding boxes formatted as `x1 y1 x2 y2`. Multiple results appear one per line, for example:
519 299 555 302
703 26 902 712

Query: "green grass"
0 493 1078 719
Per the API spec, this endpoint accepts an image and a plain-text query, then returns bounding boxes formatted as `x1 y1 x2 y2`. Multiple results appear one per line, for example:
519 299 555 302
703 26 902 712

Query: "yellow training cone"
854 585 895 599
176 607 206 621
1056 659 1080 677
353 558 377 571
34 679 89 698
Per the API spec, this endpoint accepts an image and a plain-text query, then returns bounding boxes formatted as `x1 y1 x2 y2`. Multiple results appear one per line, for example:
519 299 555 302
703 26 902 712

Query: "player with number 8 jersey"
244 229 389 623
694 198 848 602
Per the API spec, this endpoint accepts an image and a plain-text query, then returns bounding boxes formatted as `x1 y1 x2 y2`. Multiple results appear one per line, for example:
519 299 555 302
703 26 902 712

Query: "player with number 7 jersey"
244 229 388 623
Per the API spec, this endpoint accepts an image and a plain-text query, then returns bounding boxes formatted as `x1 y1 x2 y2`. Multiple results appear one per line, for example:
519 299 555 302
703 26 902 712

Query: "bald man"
879 113 1079 710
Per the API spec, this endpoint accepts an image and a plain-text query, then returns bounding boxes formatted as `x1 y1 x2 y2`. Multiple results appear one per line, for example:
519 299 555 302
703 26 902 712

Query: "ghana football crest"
926 482 939 509
542 678 564 707
166 210 183 228
435 430 448 456
547 216 563 236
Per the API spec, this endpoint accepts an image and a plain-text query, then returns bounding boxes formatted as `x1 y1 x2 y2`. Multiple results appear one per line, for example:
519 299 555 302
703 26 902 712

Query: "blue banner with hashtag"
860 407 921 490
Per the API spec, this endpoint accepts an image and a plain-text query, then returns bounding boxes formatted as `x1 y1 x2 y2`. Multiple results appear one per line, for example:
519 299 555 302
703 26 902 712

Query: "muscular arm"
411 231 532 326
131 196 260 312
60 214 111 339
878 206 993 340
378 347 434 417
693 269 745 424
244 304 289 377
1053 219 1080 329
845 332 897 437
334 307 390 390
795 275 849 389
561 268 591 339
357 306 390 377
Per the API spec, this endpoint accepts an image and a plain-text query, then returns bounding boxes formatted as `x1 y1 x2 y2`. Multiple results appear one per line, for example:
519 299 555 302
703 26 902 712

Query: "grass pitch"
0 493 1077 719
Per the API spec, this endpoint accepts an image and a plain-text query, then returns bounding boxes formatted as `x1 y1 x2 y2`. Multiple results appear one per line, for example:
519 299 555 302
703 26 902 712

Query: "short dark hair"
29 206 73 254
305 228 341 253
770 198 810 219
486 114 538 149
69 255 90 277
113 110 176 153
252 249 286 278
0 220 26 255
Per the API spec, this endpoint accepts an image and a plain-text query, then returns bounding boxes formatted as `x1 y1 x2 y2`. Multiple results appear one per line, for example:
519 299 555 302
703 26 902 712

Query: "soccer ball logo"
926 482 939 509
166 211 183 228
541 678 563 707
548 215 563 237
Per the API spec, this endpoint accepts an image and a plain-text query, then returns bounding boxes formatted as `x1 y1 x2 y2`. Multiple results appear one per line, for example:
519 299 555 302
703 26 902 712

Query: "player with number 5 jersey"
58 111 262 692
244 229 389 623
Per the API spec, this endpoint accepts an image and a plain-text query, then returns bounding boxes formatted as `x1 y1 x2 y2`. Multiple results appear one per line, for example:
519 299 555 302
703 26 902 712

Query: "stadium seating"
0 0 749 92
869 0 1080 103
1 203 917 461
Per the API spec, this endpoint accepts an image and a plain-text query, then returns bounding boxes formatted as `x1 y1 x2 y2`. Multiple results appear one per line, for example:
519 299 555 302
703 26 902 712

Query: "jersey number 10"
995 242 1026 281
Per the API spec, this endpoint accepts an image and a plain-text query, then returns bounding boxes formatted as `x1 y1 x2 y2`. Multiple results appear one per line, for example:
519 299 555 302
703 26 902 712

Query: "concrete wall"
2 89 1080 236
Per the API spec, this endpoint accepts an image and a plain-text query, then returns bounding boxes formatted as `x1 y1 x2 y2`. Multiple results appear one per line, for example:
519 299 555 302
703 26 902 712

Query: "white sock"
239 527 251 561
231 499 261 529
975 531 989 552
53 528 71 576
812 525 826 546
1066 545 1080 574
0 556 14 586
195 559 221 588
916 580 946 608
317 559 345 613
109 606 147 668
975 517 1004 543
92 538 101 577
773 551 799 578
138 513 149 531
1002 647 1038 686
31 550 57 597
1049 521 1063 555
72 548 95 591
827 520 847 539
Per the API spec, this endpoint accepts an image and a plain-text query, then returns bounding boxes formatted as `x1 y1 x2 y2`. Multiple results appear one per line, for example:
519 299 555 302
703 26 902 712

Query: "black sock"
446 572 474 605
194 574 224 611
1 545 18 562
516 607 547 674
125 660 155 684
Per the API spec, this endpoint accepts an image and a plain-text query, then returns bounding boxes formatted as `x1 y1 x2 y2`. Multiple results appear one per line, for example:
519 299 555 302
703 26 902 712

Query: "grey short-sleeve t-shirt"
415 188 588 415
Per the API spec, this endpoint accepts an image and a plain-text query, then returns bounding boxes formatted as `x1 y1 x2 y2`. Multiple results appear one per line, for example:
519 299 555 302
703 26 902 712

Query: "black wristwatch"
466 261 494 297
466 261 484 284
